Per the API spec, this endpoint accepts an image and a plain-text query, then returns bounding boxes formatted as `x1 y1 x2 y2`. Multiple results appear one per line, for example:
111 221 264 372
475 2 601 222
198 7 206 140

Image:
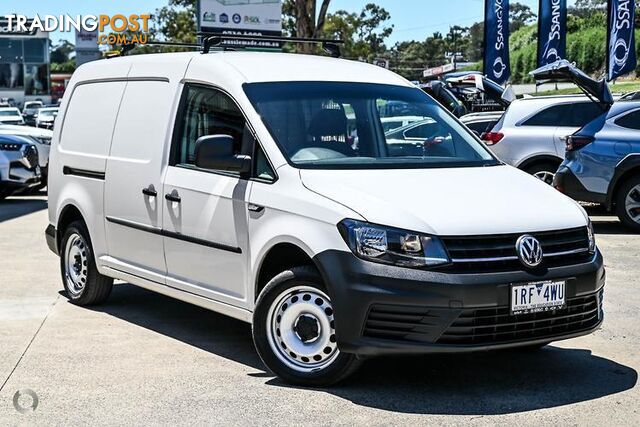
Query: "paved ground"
0 195 639 426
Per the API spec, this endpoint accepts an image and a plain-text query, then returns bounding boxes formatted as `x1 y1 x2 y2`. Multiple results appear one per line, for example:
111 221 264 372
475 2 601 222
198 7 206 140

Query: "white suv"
46 50 604 386
482 95 606 183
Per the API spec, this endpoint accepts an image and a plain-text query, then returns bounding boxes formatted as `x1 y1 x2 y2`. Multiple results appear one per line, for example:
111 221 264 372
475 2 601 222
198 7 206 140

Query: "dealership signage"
537 0 567 67
423 63 455 78
483 0 510 84
198 0 282 48
607 0 637 80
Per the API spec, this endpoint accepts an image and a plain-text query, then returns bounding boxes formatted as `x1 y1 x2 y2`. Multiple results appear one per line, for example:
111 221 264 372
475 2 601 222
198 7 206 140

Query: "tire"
252 266 361 386
615 175 640 233
525 162 560 185
59 220 113 305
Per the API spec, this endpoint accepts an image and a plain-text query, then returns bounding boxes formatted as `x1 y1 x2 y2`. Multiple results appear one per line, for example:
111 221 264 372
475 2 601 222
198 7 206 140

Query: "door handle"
248 203 264 213
165 192 181 203
142 186 157 197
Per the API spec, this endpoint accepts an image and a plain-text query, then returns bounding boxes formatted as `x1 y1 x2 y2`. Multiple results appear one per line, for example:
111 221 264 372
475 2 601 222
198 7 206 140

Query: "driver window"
174 85 246 171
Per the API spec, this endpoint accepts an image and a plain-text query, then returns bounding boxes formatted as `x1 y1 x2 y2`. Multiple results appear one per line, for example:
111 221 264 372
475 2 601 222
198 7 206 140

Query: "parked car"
483 60 614 184
420 81 468 117
445 73 515 113
21 101 44 126
0 107 26 126
460 111 504 136
554 99 640 232
0 134 41 200
46 50 603 386
35 107 59 130
0 124 52 187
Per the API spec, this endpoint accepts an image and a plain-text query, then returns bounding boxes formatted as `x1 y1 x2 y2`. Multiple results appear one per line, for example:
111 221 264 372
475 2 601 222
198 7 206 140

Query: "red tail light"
565 135 594 152
481 131 504 145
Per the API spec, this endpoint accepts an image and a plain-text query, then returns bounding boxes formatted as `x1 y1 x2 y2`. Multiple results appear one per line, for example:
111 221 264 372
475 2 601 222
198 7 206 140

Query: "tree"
50 40 75 64
154 0 197 43
283 0 332 52
509 2 536 32
322 3 393 60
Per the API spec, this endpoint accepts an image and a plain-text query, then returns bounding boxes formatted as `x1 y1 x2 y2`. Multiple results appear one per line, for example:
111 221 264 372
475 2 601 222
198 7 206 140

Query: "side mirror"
194 135 252 174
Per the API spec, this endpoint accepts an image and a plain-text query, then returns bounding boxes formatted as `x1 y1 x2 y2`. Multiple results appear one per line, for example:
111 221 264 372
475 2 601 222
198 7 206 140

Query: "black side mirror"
194 135 252 174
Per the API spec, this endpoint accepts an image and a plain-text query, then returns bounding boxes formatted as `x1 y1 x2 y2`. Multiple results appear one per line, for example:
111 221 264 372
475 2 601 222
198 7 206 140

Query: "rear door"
104 79 175 281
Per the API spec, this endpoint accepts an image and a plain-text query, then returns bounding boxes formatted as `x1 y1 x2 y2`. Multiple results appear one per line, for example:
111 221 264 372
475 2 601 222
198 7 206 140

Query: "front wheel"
252 266 361 386
616 175 640 233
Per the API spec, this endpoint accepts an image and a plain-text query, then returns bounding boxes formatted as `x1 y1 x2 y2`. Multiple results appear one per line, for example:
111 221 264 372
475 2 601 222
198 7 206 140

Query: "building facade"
0 19 51 107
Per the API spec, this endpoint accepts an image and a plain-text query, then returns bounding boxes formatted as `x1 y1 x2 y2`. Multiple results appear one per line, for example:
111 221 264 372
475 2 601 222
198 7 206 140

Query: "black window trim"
169 81 278 184
517 101 584 127
613 107 640 131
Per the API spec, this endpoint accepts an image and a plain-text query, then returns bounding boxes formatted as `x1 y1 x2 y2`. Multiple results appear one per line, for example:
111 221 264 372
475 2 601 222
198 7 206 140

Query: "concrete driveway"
1 195 639 425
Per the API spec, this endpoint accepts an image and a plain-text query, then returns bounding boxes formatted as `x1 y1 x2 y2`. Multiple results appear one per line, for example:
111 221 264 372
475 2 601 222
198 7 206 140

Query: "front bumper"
314 249 605 356
45 224 58 255
553 166 606 204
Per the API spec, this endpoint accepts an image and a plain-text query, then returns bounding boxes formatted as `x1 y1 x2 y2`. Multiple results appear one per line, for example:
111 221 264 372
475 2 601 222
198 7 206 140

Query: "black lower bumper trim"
554 166 606 204
313 249 605 356
45 224 57 254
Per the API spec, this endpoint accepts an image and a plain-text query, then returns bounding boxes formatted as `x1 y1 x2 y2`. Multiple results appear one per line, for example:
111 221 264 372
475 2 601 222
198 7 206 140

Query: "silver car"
0 134 41 200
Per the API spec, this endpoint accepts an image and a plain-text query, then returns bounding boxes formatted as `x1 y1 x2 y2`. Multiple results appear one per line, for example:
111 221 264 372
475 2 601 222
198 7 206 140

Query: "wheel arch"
606 155 640 210
517 154 564 172
56 203 87 251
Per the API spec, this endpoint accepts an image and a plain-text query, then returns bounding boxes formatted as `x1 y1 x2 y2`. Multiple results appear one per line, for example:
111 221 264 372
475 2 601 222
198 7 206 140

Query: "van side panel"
50 81 127 262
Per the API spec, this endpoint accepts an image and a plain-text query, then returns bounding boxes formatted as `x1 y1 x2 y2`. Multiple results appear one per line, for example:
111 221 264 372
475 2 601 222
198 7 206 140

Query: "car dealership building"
0 18 51 107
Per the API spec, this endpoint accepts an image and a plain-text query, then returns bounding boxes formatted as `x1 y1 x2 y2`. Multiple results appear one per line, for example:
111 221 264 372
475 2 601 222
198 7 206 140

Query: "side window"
615 110 640 130
569 102 604 127
254 144 276 181
173 85 247 172
522 104 573 126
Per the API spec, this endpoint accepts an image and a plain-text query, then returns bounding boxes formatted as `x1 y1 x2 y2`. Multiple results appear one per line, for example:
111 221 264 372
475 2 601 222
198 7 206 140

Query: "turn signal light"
481 131 504 145
565 135 594 152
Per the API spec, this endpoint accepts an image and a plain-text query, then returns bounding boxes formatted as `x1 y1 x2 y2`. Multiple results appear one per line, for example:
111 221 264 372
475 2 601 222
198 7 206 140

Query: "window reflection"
24 64 49 95
0 63 24 89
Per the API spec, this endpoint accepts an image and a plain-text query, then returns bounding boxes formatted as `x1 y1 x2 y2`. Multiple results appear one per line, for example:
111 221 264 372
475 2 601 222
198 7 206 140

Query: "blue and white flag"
538 0 567 67
607 0 637 81
484 0 510 84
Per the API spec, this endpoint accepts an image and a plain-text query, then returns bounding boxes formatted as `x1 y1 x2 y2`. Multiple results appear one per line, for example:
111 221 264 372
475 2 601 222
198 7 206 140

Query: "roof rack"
198 33 345 57
105 41 199 58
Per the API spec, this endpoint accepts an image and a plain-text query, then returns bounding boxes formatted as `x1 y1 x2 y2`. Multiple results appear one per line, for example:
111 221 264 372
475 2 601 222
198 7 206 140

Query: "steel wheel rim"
533 170 555 185
266 285 339 373
64 233 88 297
625 184 640 224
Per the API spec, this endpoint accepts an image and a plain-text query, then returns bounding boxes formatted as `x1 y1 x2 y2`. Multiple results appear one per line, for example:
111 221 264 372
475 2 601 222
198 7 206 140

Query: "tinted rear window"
615 110 640 130
522 102 604 127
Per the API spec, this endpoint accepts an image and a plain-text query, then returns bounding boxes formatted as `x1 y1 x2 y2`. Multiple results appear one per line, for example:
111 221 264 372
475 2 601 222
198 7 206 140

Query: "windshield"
0 110 20 117
244 82 498 169
39 109 57 117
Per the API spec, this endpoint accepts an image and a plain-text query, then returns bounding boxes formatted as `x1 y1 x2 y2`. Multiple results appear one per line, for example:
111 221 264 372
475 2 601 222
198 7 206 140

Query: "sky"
6 0 575 46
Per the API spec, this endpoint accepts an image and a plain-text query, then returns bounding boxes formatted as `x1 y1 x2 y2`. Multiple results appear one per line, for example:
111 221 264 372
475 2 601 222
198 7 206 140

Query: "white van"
46 51 604 386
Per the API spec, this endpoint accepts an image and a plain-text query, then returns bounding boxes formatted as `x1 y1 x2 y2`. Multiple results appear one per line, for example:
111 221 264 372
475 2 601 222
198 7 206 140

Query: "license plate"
510 280 566 315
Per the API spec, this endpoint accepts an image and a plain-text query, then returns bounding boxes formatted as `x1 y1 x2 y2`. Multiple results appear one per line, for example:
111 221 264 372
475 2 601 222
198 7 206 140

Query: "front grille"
437 290 603 345
440 227 593 273
24 145 39 170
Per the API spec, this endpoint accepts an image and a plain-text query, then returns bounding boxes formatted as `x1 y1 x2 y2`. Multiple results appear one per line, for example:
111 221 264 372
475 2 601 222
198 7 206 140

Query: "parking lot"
0 194 638 425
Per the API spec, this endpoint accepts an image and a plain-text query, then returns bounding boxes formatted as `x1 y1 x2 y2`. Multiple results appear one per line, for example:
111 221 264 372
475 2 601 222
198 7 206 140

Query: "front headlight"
338 219 450 268
587 219 596 253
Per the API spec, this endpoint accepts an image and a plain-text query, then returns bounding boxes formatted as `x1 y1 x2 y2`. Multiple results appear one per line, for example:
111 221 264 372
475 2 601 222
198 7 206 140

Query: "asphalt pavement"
0 195 639 426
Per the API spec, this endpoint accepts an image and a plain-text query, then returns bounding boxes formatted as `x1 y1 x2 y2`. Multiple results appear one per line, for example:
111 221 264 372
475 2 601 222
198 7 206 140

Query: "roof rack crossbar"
198 33 344 57
106 40 200 58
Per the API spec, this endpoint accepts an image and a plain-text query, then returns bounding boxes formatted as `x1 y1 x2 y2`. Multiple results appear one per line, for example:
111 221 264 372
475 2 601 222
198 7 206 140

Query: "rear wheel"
615 175 640 233
252 266 361 386
60 220 113 305
525 162 560 185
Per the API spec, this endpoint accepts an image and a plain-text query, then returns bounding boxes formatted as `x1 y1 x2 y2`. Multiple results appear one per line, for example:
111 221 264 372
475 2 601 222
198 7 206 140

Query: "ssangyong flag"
607 0 637 80
538 0 567 67
484 0 510 84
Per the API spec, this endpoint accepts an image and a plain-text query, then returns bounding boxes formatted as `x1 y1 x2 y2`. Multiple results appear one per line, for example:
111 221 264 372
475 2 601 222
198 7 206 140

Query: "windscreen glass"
244 82 497 169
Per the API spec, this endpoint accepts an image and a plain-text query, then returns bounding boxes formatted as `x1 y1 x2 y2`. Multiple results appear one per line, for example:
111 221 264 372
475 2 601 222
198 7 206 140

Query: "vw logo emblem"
516 235 543 268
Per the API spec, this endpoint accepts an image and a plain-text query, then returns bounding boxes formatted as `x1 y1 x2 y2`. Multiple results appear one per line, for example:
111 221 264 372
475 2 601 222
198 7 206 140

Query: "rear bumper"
554 166 606 204
313 249 605 356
